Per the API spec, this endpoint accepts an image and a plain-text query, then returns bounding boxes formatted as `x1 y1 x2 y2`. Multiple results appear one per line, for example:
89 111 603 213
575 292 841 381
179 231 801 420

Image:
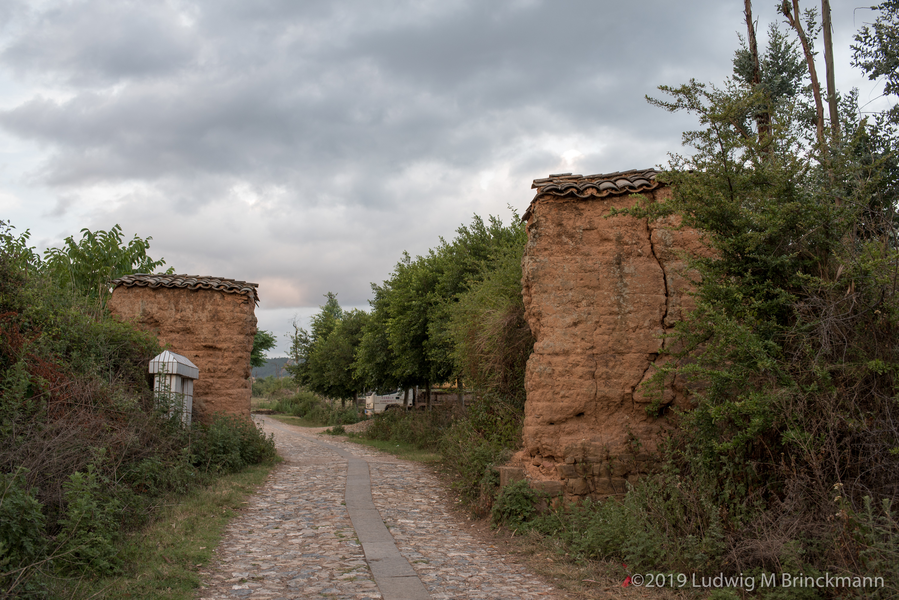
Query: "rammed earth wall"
108 279 257 422
516 171 705 498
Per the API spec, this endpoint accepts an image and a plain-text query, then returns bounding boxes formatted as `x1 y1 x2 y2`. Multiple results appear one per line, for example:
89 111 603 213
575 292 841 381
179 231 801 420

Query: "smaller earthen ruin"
108 274 258 422
513 169 706 499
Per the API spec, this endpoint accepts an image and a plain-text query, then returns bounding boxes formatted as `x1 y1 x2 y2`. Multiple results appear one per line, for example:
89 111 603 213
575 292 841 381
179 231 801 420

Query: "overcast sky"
0 0 891 355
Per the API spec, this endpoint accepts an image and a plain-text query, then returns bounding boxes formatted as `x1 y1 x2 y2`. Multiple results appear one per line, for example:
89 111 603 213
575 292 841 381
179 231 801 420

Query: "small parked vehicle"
364 390 406 416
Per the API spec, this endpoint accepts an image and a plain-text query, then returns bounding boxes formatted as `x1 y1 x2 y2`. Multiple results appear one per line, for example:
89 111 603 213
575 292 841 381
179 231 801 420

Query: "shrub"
274 389 360 426
439 396 521 511
251 375 296 399
57 466 123 576
0 469 46 595
512 462 729 572
491 479 537 530
0 221 279 593
192 415 277 475
363 406 454 449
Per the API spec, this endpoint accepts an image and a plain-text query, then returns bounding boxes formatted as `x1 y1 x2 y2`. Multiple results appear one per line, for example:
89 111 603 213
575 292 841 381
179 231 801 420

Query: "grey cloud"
1 1 198 85
4 0 869 323
0 0 731 201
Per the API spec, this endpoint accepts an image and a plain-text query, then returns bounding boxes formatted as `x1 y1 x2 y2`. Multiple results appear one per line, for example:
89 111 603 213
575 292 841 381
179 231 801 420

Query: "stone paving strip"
197 417 561 600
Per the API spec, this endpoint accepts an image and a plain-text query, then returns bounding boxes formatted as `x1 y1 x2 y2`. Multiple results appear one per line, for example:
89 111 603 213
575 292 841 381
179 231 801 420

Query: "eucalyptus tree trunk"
780 0 826 151
744 0 771 147
821 0 840 139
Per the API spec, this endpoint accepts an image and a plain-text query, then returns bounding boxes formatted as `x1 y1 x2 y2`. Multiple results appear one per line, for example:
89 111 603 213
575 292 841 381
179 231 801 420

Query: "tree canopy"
289 214 532 406
853 0 899 125
250 330 277 368
43 224 171 310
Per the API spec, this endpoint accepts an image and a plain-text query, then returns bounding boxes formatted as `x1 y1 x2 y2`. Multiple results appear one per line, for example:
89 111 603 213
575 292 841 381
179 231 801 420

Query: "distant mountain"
252 357 292 379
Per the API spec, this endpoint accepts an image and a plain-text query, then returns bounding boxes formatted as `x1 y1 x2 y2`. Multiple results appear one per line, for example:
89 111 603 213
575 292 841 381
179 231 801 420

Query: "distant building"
108 274 259 422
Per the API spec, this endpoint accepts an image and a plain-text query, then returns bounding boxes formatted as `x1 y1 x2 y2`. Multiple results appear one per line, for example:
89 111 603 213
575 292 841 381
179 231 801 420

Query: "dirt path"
197 417 562 599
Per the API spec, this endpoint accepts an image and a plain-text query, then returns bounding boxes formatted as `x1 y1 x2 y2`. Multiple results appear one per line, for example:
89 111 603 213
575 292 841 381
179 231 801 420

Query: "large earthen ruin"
513 170 705 498
108 274 258 422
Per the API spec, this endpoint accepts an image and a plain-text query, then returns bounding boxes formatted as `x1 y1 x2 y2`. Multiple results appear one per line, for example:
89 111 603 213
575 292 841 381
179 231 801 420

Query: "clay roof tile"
110 274 259 304
523 168 662 221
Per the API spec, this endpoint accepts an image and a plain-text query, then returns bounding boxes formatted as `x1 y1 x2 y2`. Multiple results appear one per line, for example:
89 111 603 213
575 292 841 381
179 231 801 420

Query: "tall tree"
638 0 899 544
355 289 403 394
311 309 369 402
821 0 840 137
779 0 828 148
354 214 527 401
288 292 342 389
852 0 899 126
733 22 806 108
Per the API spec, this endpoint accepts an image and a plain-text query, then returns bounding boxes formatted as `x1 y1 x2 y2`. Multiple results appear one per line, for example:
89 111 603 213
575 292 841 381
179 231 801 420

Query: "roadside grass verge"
250 396 279 411
262 414 329 428
342 434 441 464
499 530 694 600
250 388 360 426
51 461 277 600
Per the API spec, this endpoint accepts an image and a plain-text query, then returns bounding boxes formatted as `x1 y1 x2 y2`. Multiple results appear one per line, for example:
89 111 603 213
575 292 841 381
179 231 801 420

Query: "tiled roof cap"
523 168 662 221
110 274 259 304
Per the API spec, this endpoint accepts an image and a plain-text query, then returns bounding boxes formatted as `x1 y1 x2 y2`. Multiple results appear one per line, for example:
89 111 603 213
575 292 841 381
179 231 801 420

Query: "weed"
491 479 537 530
57 465 123 576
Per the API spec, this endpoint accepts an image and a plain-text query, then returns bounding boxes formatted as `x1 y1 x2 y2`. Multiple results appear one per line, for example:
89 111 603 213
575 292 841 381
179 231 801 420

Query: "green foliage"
0 221 40 274
289 294 369 401
324 424 346 435
355 214 531 395
289 292 342 388
57 466 123 576
0 220 277 593
292 212 532 420
362 407 453 449
491 479 537 530
733 23 806 103
438 396 521 508
353 305 401 394
847 495 899 598
583 3 899 586
273 389 360 426
251 374 296 399
0 469 46 594
250 330 277 368
42 224 171 310
525 470 726 572
853 0 899 126
640 66 899 510
447 222 532 408
191 415 277 475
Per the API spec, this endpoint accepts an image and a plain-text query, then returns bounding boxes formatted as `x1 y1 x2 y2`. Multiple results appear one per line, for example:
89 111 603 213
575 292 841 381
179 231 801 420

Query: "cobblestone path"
197 417 561 599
